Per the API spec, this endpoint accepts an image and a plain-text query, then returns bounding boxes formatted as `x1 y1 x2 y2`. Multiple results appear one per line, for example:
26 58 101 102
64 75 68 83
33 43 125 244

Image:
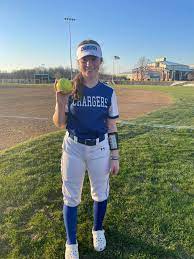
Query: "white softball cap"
76 43 102 60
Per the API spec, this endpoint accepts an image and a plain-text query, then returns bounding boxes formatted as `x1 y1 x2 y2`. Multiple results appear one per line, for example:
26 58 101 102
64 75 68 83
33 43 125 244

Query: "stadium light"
64 17 76 80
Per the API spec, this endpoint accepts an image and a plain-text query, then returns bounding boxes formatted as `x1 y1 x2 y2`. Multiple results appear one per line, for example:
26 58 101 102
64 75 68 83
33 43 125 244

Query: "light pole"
112 58 115 83
112 56 120 84
64 17 76 80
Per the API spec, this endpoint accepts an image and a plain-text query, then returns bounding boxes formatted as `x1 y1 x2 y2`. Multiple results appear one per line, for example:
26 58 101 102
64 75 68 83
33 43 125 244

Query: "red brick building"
132 57 193 81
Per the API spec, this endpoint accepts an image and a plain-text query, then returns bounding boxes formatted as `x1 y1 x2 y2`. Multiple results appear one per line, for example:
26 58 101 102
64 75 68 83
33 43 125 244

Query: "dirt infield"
0 86 173 151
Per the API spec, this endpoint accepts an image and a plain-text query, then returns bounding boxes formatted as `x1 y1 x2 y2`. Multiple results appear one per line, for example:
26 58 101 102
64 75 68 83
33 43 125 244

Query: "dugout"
34 73 50 84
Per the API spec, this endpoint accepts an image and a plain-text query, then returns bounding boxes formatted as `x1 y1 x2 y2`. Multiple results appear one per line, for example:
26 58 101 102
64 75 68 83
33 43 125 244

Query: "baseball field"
0 84 193 258
0 84 172 150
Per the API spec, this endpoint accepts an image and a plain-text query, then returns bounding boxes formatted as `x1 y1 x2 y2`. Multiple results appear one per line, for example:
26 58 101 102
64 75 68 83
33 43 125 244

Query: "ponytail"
72 72 84 100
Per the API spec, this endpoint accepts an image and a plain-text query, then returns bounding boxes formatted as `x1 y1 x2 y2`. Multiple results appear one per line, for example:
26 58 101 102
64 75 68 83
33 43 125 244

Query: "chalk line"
0 115 48 120
1 116 194 130
118 120 194 130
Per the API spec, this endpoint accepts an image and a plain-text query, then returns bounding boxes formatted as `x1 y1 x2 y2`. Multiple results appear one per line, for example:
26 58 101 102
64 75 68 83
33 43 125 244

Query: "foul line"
1 116 194 130
0 115 48 120
118 120 194 130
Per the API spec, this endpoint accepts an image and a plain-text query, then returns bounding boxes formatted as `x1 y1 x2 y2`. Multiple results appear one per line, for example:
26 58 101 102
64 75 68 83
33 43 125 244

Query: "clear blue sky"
1 0 194 73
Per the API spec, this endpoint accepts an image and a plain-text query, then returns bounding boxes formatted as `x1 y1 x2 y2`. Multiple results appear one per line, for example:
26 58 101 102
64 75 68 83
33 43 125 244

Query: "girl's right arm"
53 92 69 128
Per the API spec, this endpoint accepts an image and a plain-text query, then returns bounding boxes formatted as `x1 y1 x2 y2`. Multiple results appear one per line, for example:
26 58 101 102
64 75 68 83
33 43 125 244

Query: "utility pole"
112 58 115 83
112 56 120 84
64 17 76 80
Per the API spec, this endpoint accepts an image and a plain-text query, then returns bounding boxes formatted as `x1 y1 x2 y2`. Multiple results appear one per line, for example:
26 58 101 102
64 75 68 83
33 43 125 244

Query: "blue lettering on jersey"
72 96 108 108
81 45 97 51
66 82 114 139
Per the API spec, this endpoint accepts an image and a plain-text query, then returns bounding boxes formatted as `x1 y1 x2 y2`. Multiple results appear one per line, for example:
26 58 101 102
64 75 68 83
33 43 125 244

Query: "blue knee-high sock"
93 199 107 231
63 204 77 245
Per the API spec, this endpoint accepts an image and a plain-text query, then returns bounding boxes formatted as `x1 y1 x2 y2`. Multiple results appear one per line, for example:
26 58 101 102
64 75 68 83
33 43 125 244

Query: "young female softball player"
53 39 120 259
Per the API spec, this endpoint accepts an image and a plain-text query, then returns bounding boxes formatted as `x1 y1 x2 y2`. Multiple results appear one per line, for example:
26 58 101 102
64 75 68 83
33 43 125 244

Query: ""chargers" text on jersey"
72 96 108 108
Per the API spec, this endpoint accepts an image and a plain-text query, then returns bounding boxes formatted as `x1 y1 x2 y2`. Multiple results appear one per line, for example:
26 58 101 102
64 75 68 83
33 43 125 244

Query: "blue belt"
69 133 105 146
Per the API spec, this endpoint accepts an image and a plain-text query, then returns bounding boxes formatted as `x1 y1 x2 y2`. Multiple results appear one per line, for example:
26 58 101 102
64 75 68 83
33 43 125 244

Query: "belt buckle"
85 138 96 146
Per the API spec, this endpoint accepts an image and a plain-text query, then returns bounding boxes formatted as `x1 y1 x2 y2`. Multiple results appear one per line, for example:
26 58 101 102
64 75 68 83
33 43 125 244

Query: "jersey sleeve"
108 90 119 119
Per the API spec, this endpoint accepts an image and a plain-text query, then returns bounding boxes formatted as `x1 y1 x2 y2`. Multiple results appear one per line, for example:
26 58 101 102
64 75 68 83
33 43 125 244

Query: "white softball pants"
61 132 111 207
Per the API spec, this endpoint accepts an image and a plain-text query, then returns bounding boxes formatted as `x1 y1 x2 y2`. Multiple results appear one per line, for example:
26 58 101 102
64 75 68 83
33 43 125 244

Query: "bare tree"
136 56 151 81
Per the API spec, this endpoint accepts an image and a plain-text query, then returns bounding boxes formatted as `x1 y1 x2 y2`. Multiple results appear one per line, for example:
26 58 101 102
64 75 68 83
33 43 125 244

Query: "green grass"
0 85 194 258
116 85 194 127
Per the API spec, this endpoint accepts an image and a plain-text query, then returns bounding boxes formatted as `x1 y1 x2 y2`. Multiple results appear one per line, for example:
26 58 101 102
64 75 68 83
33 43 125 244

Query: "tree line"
0 67 112 81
